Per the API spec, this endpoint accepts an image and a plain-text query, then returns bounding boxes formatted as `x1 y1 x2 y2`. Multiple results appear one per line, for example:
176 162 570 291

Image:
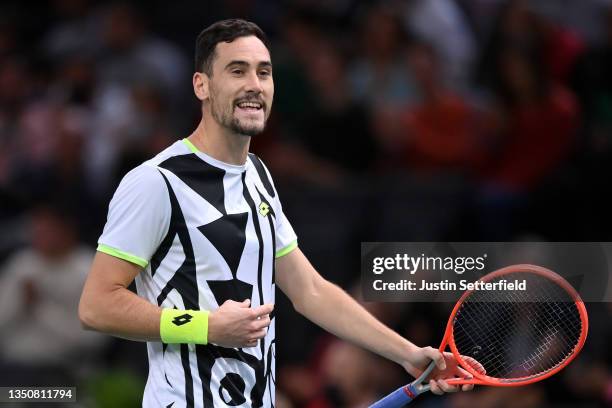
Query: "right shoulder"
117 163 166 190
113 140 191 197
111 163 169 205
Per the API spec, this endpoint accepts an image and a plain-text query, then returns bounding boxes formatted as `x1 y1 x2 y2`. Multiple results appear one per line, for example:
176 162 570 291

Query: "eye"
258 70 271 78
231 69 244 75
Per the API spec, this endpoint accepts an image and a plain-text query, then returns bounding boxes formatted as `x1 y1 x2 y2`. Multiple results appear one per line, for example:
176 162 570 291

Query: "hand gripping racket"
370 264 589 407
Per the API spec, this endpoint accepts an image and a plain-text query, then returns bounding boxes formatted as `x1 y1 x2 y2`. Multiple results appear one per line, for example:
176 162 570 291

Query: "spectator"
295 42 378 177
398 42 492 174
348 5 419 108
477 44 579 239
0 202 106 385
403 0 478 90
484 45 579 192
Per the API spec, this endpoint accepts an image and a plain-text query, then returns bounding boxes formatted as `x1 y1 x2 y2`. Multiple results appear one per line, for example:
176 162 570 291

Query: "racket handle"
369 384 419 408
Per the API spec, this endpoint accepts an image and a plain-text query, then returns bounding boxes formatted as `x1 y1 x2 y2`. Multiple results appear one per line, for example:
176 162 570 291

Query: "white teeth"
237 102 262 109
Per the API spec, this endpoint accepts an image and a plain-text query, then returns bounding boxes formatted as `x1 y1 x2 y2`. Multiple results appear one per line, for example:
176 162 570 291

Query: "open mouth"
234 100 264 114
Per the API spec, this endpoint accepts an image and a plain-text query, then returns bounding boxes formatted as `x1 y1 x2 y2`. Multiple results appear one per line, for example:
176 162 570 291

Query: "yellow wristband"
160 309 209 344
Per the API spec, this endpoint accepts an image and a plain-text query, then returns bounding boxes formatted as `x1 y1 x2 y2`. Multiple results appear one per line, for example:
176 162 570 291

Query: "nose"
244 71 263 94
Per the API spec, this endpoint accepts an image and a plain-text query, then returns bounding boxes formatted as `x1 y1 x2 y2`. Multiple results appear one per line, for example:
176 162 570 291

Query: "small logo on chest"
258 201 270 217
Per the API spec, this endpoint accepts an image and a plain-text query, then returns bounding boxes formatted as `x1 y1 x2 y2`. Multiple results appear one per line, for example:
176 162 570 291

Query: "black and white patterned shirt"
98 138 297 408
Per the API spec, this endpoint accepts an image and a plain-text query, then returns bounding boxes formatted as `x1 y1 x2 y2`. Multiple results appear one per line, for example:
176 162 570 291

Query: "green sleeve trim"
97 244 148 268
160 308 209 344
275 240 298 258
182 138 200 153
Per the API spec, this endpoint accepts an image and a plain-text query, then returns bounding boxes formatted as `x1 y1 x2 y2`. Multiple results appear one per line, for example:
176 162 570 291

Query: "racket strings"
456 302 575 378
452 272 582 381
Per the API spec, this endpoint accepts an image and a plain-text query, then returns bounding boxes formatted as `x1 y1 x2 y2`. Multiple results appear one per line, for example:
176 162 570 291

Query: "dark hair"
195 19 270 75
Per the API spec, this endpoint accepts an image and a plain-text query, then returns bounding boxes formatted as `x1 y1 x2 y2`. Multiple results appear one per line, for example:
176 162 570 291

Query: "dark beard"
228 116 264 136
210 97 266 137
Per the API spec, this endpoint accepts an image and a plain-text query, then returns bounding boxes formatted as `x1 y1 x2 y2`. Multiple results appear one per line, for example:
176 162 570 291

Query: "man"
79 19 474 407
0 204 105 385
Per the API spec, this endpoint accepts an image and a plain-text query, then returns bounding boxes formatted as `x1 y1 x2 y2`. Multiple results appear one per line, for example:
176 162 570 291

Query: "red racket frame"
439 264 589 387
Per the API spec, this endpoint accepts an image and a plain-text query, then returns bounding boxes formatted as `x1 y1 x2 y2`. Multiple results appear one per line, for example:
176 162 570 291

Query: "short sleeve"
274 208 298 258
97 164 171 267
260 163 298 258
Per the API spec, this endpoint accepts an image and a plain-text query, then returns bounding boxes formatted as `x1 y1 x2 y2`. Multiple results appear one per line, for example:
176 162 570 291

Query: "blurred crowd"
0 0 611 407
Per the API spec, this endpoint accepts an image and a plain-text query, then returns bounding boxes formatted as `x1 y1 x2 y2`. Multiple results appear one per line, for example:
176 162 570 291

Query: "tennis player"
79 19 474 407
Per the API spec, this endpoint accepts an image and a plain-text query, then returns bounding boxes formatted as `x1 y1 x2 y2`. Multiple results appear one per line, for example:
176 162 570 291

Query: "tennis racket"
370 264 588 407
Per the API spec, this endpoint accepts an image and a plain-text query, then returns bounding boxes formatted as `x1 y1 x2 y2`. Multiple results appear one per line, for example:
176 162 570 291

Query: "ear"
193 72 209 102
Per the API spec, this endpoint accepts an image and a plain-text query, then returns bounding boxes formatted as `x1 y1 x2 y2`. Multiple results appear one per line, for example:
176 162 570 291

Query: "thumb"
423 347 446 371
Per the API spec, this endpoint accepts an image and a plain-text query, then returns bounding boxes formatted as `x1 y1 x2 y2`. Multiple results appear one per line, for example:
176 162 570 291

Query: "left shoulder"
247 153 276 199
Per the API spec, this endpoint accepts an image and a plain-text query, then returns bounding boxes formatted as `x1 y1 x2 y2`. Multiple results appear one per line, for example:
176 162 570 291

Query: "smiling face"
196 35 273 137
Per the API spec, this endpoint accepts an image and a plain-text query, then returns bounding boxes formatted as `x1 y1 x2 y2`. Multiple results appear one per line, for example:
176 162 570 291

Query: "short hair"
194 19 270 75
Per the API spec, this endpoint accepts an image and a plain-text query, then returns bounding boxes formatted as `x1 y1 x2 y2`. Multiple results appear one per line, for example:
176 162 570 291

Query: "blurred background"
0 0 610 406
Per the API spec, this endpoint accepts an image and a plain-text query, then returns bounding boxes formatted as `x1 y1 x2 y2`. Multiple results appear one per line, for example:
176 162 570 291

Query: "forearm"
80 254 274 346
79 285 161 342
294 276 417 365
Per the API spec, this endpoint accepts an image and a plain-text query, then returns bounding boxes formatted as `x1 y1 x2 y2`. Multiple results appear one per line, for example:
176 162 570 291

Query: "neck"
188 116 251 165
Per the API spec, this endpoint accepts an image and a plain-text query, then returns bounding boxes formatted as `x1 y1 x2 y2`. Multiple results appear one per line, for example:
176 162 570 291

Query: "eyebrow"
225 60 273 70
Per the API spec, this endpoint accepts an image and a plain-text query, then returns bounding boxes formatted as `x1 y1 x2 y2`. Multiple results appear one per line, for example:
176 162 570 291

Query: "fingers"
223 299 250 307
252 314 271 330
430 379 473 394
423 346 446 371
252 303 274 318
250 328 267 340
462 355 486 375
246 309 271 346
456 367 472 379
243 328 267 348
429 379 442 395
422 350 475 395
212 299 274 348
458 355 478 391
429 379 459 395
438 379 459 393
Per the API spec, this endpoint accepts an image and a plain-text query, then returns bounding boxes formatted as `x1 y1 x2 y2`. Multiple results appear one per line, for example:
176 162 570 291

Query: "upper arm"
80 164 170 321
97 164 171 267
80 252 141 312
85 251 142 292
276 247 324 311
79 251 142 324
